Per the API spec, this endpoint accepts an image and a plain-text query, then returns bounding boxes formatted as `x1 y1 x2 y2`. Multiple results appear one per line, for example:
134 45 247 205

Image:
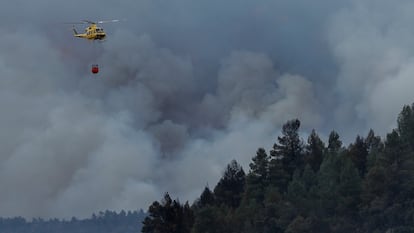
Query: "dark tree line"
0 209 146 233
143 103 414 233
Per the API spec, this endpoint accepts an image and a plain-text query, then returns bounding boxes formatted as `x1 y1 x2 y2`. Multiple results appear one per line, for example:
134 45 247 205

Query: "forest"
2 104 414 233
0 209 146 233
142 103 414 233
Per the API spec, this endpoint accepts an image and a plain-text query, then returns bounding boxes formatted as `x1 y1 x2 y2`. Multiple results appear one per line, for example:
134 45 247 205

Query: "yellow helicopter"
71 20 121 41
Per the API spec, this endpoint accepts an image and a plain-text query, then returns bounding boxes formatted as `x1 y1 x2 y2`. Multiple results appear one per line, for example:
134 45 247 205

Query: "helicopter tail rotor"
72 26 78 35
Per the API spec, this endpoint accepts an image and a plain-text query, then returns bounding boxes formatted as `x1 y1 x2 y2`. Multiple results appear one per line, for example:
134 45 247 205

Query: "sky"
0 0 414 219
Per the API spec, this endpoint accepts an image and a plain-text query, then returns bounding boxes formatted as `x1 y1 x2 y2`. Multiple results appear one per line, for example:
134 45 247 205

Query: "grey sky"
0 0 413 218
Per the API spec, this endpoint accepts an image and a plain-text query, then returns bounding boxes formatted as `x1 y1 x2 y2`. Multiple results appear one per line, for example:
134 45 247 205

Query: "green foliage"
249 148 269 183
213 160 246 209
142 193 193 233
315 153 341 217
268 156 290 193
348 135 369 177
305 129 325 172
191 206 228 233
286 165 318 217
270 119 304 177
397 104 414 149
302 164 317 191
0 210 146 233
244 148 269 203
336 157 361 218
328 130 342 154
16 100 414 233
268 119 304 193
145 103 414 233
365 129 384 169
193 186 215 209
287 170 307 212
285 216 309 233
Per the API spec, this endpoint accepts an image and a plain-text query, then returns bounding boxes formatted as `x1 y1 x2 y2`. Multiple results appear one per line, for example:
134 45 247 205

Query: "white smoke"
329 0 414 137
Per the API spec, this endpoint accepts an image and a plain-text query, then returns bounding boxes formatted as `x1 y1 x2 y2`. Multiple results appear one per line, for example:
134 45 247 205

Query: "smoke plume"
0 0 412 218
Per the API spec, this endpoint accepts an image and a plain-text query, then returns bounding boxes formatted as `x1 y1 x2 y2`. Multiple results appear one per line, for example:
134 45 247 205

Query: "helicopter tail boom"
72 26 79 35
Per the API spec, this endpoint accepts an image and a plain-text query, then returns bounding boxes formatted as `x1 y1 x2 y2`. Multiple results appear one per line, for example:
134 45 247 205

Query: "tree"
270 119 304 177
182 202 194 233
142 193 193 233
361 125 414 232
191 205 228 233
142 200 166 233
285 215 313 233
193 186 215 209
235 149 272 233
365 129 383 169
305 129 325 172
287 170 307 214
336 156 362 218
360 164 387 231
348 135 368 177
397 104 414 149
268 157 290 193
249 148 269 182
315 153 341 218
244 148 269 203
327 131 342 154
380 130 414 229
235 200 267 233
213 160 246 209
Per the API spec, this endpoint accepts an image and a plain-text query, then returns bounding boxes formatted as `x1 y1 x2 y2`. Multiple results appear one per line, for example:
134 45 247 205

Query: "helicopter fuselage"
73 24 106 40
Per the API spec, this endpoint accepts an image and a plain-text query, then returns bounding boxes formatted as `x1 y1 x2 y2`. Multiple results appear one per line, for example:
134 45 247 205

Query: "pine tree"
236 149 272 233
191 206 228 233
213 160 246 209
315 153 341 218
249 148 269 182
287 169 307 214
193 186 215 209
285 165 318 220
142 199 167 233
397 104 414 149
327 131 342 154
360 164 387 231
336 156 361 218
244 148 269 203
285 215 313 233
305 129 325 172
182 202 194 233
361 124 414 231
270 119 304 177
360 131 403 232
268 157 290 193
365 129 383 169
302 164 317 192
142 193 193 233
348 135 368 177
381 130 414 229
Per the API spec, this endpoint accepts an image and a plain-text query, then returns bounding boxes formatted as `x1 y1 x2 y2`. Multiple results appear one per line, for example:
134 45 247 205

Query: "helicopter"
68 19 122 74
71 19 121 41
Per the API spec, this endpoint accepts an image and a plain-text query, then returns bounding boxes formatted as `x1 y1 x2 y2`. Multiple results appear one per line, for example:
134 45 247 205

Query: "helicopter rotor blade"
63 22 88 25
82 20 96 24
64 19 125 25
96 19 125 24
